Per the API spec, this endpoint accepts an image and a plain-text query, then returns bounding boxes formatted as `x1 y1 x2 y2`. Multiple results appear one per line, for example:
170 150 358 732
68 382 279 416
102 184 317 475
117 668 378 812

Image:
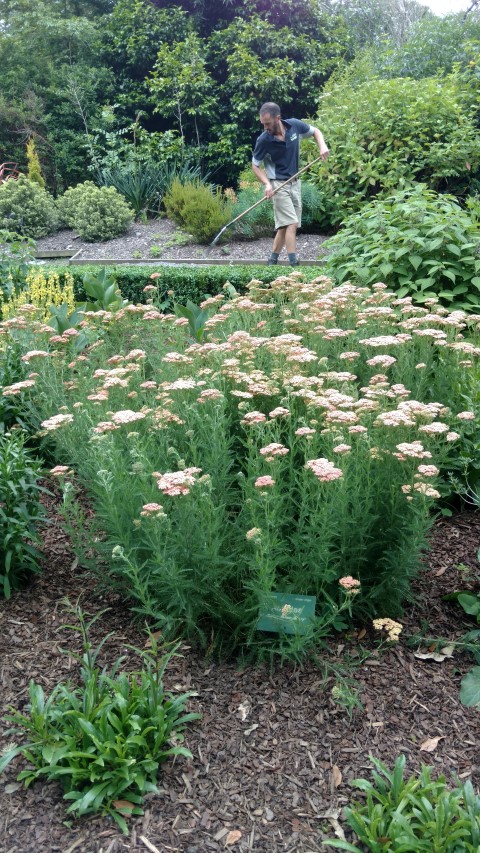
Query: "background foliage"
1 0 478 198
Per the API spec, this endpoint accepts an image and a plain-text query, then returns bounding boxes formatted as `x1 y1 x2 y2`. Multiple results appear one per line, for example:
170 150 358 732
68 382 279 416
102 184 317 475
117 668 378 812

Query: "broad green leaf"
460 667 480 708
408 254 423 270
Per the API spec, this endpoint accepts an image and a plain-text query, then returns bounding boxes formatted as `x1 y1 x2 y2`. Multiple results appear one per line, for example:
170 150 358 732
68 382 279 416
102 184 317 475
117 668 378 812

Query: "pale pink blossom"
366 355 397 368
446 431 460 441
259 443 289 457
140 503 165 517
418 421 449 435
456 411 475 421
339 576 360 591
333 443 351 454
305 458 343 482
269 406 290 418
41 413 74 431
295 426 316 436
93 421 120 434
2 379 36 395
198 388 224 402
156 467 201 497
111 410 147 425
21 350 49 361
241 411 267 425
254 475 276 488
50 465 73 477
417 464 439 477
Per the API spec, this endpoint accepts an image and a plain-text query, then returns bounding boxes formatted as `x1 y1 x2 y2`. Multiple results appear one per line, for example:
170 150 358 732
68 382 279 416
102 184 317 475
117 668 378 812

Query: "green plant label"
257 593 316 635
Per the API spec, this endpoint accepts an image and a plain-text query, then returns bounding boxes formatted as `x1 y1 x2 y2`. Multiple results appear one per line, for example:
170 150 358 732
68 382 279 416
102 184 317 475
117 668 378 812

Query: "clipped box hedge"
40 263 326 305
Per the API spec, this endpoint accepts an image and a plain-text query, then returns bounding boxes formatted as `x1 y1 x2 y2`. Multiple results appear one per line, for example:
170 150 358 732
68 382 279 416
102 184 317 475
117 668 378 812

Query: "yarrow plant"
1 272 479 657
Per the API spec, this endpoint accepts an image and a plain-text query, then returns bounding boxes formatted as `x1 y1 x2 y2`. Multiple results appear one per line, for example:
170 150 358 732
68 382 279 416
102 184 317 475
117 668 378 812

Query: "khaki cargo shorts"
271 179 302 230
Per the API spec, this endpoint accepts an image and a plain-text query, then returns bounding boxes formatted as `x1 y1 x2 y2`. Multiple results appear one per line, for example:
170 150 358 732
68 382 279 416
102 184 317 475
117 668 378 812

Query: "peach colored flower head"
305 458 343 482
254 475 275 488
259 442 289 457
339 576 360 594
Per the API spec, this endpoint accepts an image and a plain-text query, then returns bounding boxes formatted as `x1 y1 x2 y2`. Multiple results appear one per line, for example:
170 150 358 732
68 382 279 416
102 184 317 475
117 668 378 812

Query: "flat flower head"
306 458 343 482
339 576 360 594
111 410 147 425
41 413 74 431
373 618 402 642
241 411 267 425
254 475 275 488
259 442 289 457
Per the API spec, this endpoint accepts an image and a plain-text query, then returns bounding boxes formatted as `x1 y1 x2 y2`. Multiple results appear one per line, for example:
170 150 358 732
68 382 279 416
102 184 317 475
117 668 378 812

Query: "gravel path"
35 219 329 264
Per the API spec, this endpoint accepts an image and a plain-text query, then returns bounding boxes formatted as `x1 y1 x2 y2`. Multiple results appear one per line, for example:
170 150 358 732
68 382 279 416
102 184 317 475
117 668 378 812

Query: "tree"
149 33 215 146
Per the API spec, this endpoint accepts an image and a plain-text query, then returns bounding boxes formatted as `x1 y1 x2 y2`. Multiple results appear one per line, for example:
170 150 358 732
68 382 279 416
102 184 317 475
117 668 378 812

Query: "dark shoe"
267 258 278 265
290 260 299 266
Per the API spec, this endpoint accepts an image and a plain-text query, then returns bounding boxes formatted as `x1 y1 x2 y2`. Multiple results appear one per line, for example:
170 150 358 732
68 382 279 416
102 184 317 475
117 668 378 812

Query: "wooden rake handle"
209 154 324 246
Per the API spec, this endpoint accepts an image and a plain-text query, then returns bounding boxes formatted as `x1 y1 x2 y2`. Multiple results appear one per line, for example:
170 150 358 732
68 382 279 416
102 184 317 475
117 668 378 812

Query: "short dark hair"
259 102 281 117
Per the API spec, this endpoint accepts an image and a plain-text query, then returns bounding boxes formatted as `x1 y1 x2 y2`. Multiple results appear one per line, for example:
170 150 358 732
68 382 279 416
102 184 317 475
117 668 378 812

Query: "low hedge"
40 263 326 305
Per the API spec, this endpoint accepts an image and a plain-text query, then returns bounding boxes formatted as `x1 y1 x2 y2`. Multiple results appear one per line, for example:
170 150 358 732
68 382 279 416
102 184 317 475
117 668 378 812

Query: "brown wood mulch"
1 493 479 853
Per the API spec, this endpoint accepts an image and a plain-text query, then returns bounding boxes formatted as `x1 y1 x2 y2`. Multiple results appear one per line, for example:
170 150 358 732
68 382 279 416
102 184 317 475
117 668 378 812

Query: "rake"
209 155 324 248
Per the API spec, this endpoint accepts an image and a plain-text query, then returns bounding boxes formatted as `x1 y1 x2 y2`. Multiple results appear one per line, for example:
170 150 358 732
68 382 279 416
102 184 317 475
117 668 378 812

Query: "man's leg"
284 223 297 254
268 226 286 264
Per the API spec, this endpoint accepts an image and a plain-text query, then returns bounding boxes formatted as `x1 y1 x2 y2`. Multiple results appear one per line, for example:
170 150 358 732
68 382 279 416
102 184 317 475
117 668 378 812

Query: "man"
251 102 329 266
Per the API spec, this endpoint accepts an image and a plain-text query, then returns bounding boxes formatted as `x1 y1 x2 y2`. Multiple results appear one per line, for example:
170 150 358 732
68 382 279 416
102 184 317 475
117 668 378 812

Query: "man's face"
260 112 282 135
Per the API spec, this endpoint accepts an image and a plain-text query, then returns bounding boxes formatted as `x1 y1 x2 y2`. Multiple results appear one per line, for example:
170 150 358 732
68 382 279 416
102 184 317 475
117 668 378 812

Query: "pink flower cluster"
305 458 343 482
254 475 275 489
156 467 202 497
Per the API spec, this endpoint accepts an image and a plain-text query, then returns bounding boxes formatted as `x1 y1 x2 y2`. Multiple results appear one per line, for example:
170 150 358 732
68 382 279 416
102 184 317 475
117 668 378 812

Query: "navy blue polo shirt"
252 118 315 181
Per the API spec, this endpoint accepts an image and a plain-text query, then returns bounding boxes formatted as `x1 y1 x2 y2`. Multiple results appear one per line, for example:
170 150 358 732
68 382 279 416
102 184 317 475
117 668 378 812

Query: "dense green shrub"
42 263 326 306
163 179 232 243
99 162 164 219
311 72 480 227
57 181 98 228
57 182 134 242
0 176 59 239
0 430 45 598
323 185 480 312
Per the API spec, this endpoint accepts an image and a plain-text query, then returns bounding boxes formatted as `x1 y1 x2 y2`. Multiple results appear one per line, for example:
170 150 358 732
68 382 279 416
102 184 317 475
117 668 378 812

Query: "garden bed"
1 490 479 853
34 218 329 264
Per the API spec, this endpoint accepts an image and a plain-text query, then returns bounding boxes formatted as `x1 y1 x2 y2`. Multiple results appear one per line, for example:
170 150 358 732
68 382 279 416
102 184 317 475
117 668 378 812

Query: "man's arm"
313 127 329 160
252 162 274 198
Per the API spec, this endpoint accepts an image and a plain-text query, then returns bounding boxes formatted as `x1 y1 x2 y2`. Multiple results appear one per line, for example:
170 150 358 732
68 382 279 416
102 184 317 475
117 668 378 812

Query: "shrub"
325 755 480 852
163 179 232 243
57 182 134 242
0 603 199 834
0 430 45 598
57 181 98 229
323 185 480 312
26 138 45 189
0 230 36 298
34 263 327 307
8 274 480 659
312 72 480 227
0 175 59 239
99 161 164 219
